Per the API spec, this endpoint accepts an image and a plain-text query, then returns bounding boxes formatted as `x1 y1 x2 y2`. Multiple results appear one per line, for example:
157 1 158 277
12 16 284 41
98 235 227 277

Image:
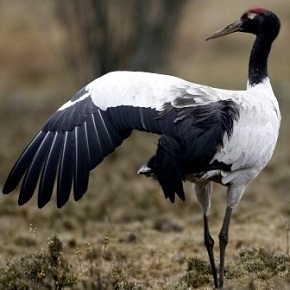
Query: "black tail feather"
155 135 185 203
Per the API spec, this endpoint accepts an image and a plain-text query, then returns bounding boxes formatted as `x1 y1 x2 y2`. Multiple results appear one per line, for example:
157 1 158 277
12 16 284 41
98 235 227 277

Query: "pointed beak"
206 19 243 41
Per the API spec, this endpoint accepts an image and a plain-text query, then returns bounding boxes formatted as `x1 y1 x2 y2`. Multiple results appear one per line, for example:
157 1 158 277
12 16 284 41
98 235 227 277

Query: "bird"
2 7 281 288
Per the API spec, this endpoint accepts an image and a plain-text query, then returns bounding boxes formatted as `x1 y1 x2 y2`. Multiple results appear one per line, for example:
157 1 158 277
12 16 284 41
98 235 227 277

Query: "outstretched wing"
2 71 239 208
2 71 193 208
2 86 133 208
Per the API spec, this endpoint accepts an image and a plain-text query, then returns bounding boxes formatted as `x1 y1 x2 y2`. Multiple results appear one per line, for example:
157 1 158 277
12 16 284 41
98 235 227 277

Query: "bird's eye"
241 12 258 22
247 12 257 20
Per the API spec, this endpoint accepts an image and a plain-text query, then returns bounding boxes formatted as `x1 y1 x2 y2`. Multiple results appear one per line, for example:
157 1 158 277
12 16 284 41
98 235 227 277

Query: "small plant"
182 257 213 288
111 265 138 290
29 223 38 237
76 246 83 275
0 235 77 290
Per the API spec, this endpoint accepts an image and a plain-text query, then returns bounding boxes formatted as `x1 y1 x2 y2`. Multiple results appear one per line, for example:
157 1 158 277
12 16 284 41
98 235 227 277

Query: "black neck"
248 35 272 86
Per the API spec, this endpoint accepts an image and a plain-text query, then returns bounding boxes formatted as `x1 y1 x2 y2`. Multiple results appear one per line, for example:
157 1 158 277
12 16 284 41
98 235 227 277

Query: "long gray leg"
204 214 218 288
218 207 233 288
193 183 218 287
217 184 246 288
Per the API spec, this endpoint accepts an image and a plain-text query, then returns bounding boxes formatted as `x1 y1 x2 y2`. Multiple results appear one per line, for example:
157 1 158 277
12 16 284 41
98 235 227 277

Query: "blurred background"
0 0 289 289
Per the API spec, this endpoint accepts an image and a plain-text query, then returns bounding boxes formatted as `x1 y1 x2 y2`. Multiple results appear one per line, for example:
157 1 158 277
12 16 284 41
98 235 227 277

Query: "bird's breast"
213 96 280 185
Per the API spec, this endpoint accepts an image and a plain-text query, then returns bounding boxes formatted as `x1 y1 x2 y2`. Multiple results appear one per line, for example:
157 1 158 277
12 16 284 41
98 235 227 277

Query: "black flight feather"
38 132 64 208
57 131 75 208
73 125 90 201
2 131 46 194
18 131 55 205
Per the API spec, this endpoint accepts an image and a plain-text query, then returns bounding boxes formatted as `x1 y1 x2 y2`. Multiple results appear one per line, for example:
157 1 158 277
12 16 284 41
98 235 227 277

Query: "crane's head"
206 7 280 41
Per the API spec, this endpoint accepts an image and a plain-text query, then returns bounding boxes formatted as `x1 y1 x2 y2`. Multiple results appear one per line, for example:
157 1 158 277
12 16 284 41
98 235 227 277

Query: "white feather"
87 71 191 110
58 90 90 111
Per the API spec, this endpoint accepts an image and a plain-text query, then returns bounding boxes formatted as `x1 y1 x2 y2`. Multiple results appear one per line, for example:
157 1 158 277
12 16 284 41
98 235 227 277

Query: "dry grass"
0 235 77 289
0 1 289 289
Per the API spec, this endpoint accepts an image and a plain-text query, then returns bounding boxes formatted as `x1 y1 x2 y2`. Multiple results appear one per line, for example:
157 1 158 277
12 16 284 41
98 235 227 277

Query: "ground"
0 1 289 289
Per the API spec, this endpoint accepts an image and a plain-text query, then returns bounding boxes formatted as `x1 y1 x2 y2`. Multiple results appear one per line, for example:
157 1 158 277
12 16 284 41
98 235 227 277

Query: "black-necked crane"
2 7 281 288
